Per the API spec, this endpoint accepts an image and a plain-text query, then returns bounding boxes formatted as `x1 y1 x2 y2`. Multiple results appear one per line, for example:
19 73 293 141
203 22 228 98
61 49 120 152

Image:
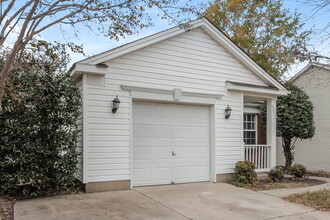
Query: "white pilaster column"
267 98 277 168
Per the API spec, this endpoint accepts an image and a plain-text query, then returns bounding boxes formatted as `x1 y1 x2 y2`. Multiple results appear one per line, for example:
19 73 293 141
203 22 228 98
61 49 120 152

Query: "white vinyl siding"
84 27 268 183
75 78 83 181
216 91 244 173
277 66 330 171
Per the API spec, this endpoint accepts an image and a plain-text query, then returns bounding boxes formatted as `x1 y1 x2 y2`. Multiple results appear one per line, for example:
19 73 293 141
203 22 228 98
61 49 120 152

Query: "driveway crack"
134 189 192 220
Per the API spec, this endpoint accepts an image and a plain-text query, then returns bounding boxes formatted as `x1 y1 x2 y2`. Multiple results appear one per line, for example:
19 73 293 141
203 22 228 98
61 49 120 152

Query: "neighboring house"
277 63 330 171
70 18 288 193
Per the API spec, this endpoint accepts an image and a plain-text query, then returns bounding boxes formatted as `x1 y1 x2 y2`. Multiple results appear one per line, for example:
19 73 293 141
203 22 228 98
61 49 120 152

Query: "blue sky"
38 0 330 78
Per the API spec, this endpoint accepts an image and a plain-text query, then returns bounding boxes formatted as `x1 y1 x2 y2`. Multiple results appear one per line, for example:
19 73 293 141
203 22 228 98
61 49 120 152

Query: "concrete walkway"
15 182 330 220
260 176 330 198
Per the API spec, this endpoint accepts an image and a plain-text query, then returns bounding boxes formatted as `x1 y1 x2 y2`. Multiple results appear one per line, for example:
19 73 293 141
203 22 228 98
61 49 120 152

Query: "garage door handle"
172 151 176 156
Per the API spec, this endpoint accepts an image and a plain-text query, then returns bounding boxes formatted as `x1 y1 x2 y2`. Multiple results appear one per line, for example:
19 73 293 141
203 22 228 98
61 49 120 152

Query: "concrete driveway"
15 182 330 220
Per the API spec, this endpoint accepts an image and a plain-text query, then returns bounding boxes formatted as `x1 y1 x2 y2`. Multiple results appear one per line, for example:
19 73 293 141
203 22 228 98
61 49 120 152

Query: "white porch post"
267 98 277 168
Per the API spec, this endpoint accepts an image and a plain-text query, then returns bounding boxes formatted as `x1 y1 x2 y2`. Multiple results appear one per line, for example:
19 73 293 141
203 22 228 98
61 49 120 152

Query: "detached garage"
70 18 288 192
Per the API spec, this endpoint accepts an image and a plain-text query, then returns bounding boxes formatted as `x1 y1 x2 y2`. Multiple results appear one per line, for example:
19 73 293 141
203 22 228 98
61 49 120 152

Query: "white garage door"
132 102 210 187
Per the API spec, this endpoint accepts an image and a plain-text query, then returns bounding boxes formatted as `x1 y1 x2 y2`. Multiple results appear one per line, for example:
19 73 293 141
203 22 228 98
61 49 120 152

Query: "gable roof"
71 18 287 92
291 62 330 82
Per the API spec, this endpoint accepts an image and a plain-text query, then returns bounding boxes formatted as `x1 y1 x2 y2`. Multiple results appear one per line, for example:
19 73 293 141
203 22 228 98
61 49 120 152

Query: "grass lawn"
285 190 330 211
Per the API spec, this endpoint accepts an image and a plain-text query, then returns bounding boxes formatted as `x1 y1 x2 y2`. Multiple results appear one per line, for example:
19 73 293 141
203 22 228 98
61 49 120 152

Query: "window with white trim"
243 113 257 145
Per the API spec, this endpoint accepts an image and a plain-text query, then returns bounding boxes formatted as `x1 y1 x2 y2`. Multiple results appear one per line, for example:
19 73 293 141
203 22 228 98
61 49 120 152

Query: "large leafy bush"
233 161 257 186
0 69 81 197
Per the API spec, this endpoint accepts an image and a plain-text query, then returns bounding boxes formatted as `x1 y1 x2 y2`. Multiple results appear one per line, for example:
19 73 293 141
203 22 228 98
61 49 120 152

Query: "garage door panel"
192 139 209 144
192 158 209 166
133 103 152 124
173 148 192 159
152 125 171 138
191 127 209 139
153 147 171 159
191 166 209 178
153 168 171 181
173 167 191 179
152 162 172 170
193 148 209 158
173 105 191 116
173 126 191 138
133 147 152 160
134 161 154 168
133 125 153 138
133 138 153 145
133 168 152 182
173 120 191 126
132 102 210 187
153 105 171 124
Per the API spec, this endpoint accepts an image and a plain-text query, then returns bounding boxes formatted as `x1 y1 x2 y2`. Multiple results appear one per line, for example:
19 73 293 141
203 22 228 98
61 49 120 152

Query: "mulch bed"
0 198 15 220
12 179 84 201
247 177 327 191
307 171 330 178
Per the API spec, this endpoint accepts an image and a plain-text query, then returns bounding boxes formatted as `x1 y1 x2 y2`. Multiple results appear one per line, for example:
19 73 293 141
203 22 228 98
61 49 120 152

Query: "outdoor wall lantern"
112 95 120 113
225 105 232 119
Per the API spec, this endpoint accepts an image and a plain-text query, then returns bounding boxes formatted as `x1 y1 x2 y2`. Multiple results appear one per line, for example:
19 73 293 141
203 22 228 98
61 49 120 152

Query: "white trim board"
226 82 288 96
82 74 89 183
244 106 260 114
71 63 107 80
121 85 223 105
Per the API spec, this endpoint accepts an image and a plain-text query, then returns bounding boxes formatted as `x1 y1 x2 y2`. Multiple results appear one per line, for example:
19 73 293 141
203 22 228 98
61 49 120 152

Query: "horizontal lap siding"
86 28 267 182
87 84 131 182
290 68 330 171
216 91 243 173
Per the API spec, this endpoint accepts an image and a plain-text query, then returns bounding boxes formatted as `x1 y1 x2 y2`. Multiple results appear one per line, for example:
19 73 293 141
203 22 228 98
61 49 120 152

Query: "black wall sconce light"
225 105 232 119
112 95 120 113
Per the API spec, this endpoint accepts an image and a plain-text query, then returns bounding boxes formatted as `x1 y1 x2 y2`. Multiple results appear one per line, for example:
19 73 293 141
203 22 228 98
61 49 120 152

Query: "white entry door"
132 102 210 187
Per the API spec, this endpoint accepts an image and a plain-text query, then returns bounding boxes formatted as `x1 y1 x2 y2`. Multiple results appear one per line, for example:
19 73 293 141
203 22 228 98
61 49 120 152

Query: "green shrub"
0 71 81 198
290 164 307 178
268 166 285 182
233 161 257 186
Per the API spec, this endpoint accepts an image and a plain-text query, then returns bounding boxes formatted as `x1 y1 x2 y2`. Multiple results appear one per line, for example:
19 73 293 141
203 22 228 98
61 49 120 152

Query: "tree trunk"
282 137 294 170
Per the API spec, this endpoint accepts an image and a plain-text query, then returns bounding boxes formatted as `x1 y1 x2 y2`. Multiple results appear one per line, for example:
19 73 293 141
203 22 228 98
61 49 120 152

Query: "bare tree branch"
0 0 16 24
0 0 35 44
2 10 23 45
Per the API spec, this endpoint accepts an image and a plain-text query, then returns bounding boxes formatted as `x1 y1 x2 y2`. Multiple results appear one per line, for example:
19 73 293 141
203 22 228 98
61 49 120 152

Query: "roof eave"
70 63 107 80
